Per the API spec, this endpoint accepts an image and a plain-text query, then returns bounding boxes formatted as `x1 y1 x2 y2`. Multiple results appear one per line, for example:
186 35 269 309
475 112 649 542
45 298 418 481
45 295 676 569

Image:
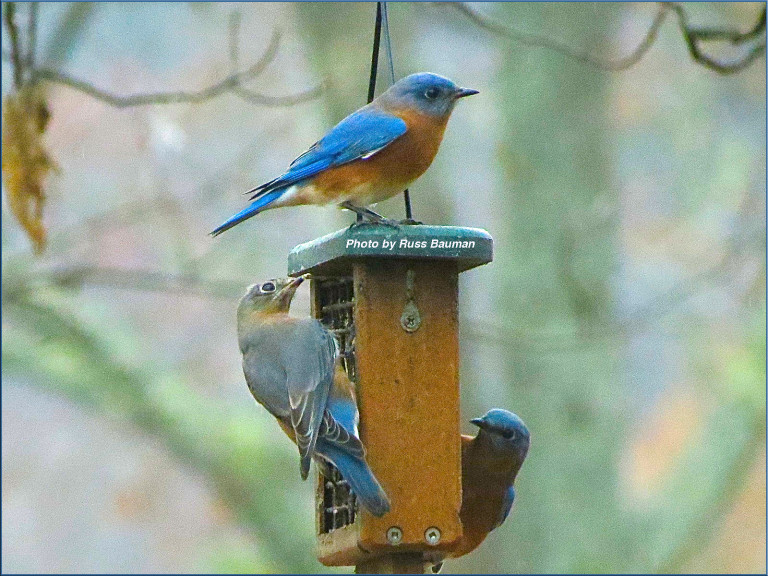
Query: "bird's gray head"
378 72 478 117
238 276 304 316
471 408 530 456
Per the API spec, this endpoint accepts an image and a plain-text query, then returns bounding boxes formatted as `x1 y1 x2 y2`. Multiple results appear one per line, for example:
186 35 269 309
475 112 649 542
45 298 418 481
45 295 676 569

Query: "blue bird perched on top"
211 72 477 235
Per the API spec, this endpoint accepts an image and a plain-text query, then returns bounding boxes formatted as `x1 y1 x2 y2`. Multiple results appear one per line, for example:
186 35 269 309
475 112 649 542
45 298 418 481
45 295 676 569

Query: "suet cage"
288 224 493 573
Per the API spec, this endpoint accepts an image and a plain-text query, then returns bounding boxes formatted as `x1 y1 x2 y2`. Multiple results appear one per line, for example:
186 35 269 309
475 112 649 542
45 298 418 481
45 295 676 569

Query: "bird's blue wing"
493 485 516 530
249 107 407 199
326 389 358 436
290 107 407 170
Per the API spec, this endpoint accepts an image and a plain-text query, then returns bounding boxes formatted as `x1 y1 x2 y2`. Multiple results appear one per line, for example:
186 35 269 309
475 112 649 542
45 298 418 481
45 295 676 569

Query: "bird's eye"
424 87 440 100
502 430 515 440
261 282 276 293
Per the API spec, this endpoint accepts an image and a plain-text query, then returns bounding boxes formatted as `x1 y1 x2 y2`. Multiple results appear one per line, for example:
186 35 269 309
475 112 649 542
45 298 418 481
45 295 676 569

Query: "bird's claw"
349 218 401 230
374 217 401 229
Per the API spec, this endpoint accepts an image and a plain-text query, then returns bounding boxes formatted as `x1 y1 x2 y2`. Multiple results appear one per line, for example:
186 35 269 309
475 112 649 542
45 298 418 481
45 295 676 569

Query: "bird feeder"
288 223 493 573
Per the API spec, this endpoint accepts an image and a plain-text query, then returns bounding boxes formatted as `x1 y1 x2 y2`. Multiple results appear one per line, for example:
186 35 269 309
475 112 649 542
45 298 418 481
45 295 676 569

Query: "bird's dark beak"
455 87 479 99
470 417 486 429
278 276 304 306
288 275 305 290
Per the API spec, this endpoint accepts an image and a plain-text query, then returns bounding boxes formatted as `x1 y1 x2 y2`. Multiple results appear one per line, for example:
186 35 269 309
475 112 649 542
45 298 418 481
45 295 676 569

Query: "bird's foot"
372 217 401 229
399 218 423 226
349 217 401 230
342 202 400 228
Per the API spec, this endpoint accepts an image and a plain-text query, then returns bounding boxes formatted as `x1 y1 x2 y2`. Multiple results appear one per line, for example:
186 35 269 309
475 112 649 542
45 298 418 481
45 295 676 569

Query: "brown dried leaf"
2 85 57 254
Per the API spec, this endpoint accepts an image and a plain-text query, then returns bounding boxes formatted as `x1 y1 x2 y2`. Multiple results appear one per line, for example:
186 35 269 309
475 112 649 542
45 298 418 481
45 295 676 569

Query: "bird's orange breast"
451 435 508 559
296 108 449 206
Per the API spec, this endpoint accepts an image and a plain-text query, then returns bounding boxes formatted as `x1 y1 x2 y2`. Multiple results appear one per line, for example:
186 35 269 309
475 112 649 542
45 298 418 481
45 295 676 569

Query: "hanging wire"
366 2 414 222
380 3 395 84
362 3 384 223
366 3 383 105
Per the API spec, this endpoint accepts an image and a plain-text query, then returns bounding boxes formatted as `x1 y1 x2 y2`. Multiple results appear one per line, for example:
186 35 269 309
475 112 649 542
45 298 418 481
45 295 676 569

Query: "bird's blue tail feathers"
317 438 391 517
210 188 285 236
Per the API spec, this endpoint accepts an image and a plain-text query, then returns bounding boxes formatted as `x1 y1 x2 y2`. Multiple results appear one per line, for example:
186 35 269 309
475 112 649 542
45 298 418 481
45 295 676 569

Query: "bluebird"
211 72 478 235
237 276 390 517
433 409 530 572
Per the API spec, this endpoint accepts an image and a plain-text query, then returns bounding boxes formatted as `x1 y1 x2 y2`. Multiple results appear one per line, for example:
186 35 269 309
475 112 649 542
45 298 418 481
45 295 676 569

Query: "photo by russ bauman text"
345 238 477 250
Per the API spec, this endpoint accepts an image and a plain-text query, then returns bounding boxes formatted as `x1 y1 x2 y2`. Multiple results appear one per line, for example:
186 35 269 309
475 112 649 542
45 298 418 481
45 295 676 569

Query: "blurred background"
2 2 765 573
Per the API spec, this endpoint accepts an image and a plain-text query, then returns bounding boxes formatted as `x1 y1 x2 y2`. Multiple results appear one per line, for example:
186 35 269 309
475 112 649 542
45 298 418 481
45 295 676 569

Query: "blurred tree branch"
4 2 24 88
42 265 245 300
32 27 323 108
3 3 324 108
665 2 767 74
26 1 37 73
441 1 668 71
443 2 766 74
42 2 95 68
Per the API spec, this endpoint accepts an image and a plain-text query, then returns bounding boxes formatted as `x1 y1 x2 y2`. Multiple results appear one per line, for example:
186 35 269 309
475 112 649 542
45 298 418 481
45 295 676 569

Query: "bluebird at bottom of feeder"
237 276 390 517
432 409 530 572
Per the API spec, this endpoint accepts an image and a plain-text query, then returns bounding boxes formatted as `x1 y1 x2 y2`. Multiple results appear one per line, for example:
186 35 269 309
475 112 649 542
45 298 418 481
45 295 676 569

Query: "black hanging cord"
380 2 395 85
366 2 414 222
367 3 383 105
361 3 383 222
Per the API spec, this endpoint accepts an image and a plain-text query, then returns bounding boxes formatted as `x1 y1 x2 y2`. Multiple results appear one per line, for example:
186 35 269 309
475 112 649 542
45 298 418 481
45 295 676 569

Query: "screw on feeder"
387 526 403 545
424 527 441 546
400 269 422 332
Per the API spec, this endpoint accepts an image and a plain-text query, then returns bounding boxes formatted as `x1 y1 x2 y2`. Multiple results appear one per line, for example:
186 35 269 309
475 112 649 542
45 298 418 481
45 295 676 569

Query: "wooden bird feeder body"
288 224 493 569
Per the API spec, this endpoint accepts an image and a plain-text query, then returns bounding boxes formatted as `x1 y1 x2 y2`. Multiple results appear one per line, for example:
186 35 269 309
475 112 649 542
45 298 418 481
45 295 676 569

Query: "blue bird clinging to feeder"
237 276 390 517
438 409 530 568
211 72 478 235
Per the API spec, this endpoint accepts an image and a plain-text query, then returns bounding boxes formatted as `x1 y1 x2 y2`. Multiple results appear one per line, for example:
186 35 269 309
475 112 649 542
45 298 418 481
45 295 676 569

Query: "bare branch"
224 12 325 107
31 28 281 107
44 265 245 300
4 2 24 88
30 27 323 108
665 2 767 74
441 2 670 71
228 11 241 75
685 4 766 44
27 2 38 75
442 2 766 74
233 82 327 107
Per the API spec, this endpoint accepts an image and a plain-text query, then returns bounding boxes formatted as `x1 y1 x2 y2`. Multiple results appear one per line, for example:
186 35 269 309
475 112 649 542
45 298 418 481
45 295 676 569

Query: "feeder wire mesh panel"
314 277 357 534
